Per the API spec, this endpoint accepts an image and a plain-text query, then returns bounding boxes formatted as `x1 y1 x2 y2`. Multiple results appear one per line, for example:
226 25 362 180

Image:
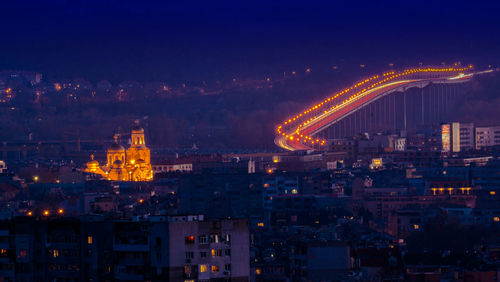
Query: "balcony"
114 272 144 281
113 244 149 252
117 257 147 266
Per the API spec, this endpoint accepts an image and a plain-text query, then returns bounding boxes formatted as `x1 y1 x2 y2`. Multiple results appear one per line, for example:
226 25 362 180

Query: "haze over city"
0 0 499 281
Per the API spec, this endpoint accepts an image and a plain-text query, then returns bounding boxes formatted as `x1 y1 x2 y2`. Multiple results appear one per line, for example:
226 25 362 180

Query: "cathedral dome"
108 143 125 153
132 125 144 133
87 160 99 168
86 154 99 169
131 120 144 133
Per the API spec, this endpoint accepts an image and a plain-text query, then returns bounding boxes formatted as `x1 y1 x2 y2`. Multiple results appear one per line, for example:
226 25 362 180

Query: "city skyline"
0 1 499 281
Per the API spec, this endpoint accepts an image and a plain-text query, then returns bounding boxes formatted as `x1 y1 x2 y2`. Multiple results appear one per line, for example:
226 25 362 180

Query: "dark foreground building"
0 215 249 281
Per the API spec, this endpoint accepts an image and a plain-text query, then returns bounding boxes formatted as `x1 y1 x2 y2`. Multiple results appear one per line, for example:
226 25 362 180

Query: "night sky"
1 0 499 82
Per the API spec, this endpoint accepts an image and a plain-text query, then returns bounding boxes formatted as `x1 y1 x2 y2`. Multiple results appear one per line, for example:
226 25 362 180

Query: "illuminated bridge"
275 66 493 151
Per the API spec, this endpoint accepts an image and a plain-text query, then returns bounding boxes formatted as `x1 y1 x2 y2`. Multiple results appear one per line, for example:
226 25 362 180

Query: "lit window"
257 222 264 228
210 234 219 243
490 191 496 196
87 236 93 245
199 264 208 273
211 265 219 273
211 249 222 257
494 217 500 222
413 224 420 230
185 236 195 244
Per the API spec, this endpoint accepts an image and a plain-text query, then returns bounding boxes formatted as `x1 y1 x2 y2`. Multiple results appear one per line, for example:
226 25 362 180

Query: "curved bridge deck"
275 66 490 151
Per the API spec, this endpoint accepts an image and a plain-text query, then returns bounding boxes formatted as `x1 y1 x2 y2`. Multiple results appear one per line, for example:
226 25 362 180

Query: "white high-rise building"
476 126 500 149
452 122 461 152
459 123 475 151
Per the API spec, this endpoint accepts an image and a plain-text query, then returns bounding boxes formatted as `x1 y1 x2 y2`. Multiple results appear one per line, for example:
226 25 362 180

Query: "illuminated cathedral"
85 121 153 181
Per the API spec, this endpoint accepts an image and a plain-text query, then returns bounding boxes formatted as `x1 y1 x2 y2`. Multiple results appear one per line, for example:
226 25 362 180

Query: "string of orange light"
276 65 473 148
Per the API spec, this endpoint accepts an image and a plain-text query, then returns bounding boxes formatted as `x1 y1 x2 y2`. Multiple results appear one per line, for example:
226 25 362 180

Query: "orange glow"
43 210 50 216
84 121 154 182
490 191 496 196
139 199 144 203
58 209 64 214
27 211 33 216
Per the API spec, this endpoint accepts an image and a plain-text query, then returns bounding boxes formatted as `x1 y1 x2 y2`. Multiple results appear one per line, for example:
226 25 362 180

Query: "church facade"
85 122 153 181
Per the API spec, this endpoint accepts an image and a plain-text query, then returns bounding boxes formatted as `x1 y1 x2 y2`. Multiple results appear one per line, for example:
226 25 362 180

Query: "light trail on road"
275 65 479 151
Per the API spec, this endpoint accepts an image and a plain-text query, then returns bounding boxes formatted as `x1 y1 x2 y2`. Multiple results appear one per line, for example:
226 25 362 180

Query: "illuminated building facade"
441 124 451 152
442 122 464 153
85 121 153 181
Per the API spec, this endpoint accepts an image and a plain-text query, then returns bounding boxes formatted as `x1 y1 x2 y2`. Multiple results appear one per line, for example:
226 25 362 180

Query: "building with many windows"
0 215 249 281
168 216 249 281
476 125 500 150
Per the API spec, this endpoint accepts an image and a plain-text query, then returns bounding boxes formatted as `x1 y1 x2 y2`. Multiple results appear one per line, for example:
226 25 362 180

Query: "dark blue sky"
1 0 499 82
